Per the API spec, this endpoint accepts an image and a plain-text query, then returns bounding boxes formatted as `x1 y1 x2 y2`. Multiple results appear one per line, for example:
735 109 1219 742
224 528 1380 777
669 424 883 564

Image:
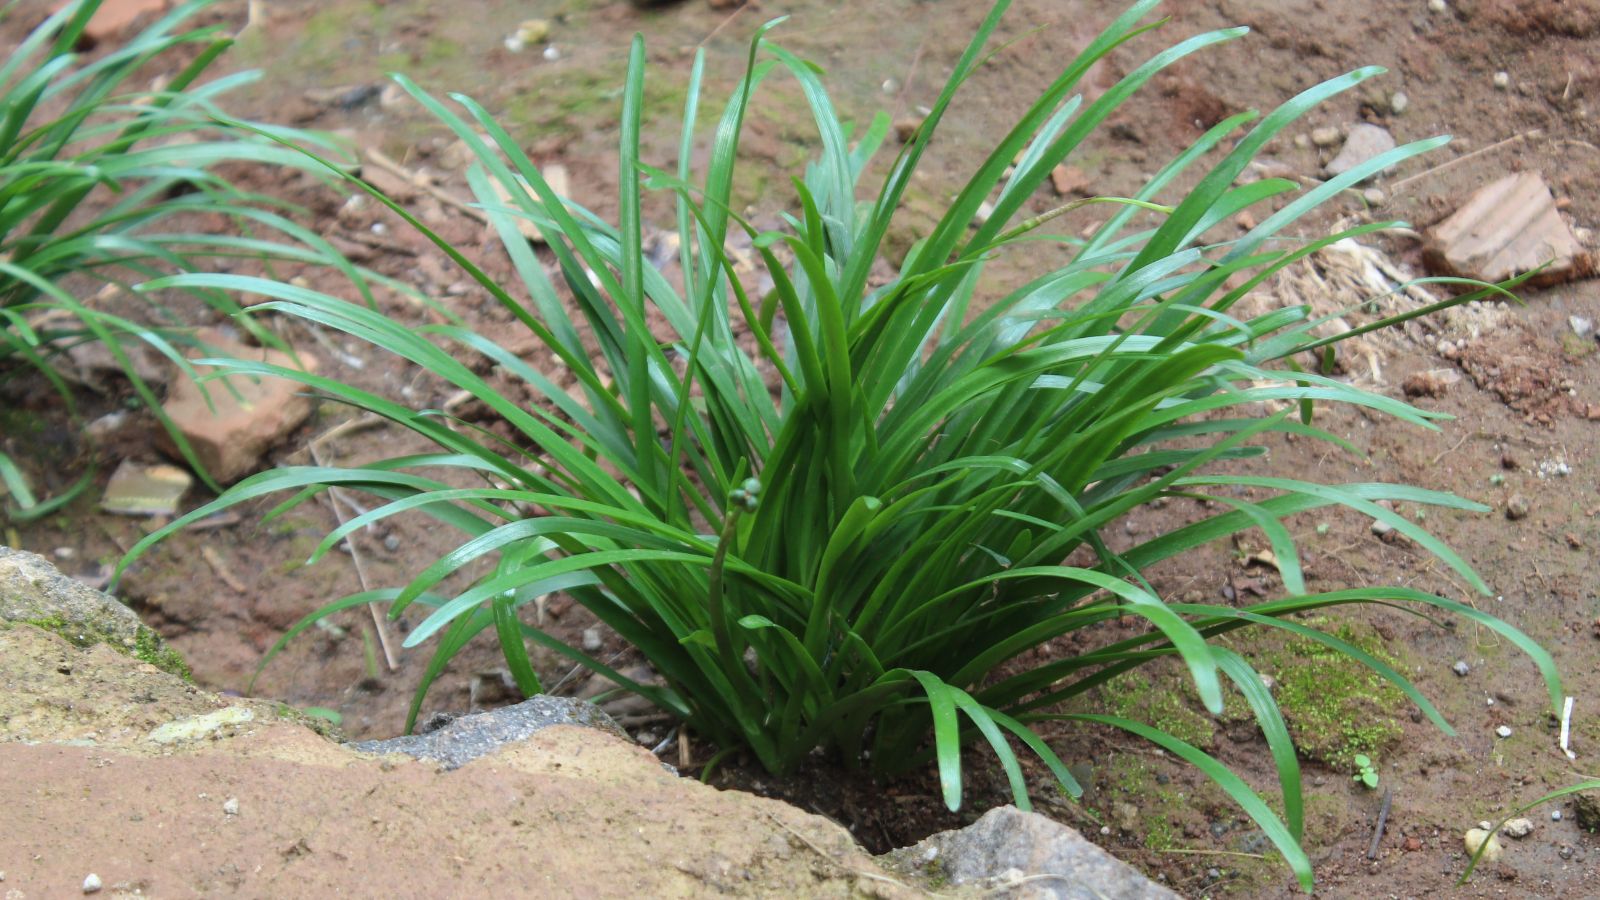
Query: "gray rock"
0 546 187 677
883 806 1178 899
1325 124 1396 179
2 546 138 642
349 694 628 770
1452 660 1470 677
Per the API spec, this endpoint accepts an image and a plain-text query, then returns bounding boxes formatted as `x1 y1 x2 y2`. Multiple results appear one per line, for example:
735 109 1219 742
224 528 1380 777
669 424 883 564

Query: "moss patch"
1100 670 1217 749
23 615 190 680
1256 622 1403 768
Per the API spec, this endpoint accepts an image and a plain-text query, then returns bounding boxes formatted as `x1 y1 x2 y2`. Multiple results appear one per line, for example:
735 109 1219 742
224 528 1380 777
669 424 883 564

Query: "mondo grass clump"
0 0 379 513
122 0 1559 888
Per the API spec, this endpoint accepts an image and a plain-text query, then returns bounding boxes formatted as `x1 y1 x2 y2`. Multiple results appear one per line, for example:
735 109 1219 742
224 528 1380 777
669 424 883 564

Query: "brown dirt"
5 0 1600 896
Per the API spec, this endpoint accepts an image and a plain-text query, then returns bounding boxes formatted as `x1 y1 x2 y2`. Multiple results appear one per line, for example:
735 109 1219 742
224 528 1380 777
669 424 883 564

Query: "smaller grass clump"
0 0 388 514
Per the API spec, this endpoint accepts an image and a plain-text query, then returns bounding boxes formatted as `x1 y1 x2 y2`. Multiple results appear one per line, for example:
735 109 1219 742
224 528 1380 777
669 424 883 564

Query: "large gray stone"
0 545 188 677
886 805 1179 899
349 694 630 769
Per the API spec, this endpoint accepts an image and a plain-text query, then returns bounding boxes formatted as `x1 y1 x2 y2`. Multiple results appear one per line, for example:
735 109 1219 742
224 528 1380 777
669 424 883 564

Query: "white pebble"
223 797 239 816
83 873 102 894
1553 810 1563 821
1502 817 1535 838
581 627 603 652
1363 187 1386 206
1495 725 1513 738
542 45 560 62
1428 0 1447 10
1493 71 1511 90
1389 92 1409 115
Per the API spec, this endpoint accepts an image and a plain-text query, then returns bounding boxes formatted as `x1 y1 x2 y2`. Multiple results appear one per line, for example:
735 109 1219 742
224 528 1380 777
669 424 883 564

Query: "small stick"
1390 129 1542 193
308 433 399 672
1430 431 1471 466
200 545 249 595
1156 848 1268 860
365 148 486 223
1367 787 1393 860
183 512 241 532
699 3 750 48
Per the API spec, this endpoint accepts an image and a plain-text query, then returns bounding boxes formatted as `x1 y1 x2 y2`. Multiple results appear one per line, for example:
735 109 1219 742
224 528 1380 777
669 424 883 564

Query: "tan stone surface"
1424 172 1594 287
0 624 923 898
158 329 318 484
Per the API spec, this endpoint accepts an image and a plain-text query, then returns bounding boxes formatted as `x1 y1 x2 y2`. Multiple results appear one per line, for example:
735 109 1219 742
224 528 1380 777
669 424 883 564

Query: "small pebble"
1311 126 1343 148
1560 845 1576 860
83 874 102 894
54 546 75 560
1363 187 1386 206
1389 91 1409 115
1452 660 1470 677
1504 494 1530 520
581 627 603 652
1371 519 1395 537
1100 825 1111 836
1493 71 1511 90
1496 725 1513 738
383 534 401 552
1428 0 1447 10
223 797 239 816
1206 867 1221 881
1502 817 1534 838
542 45 560 62
1479 820 1494 831
1552 810 1563 821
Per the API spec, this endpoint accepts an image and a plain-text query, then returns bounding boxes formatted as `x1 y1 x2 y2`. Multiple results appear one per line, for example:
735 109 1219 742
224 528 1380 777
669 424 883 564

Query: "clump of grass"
0 0 385 513
121 1 1559 890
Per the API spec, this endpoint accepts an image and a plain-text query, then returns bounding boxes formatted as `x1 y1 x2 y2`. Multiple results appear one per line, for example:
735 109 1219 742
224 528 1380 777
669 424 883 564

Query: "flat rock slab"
350 694 630 769
159 328 318 484
1423 171 1595 287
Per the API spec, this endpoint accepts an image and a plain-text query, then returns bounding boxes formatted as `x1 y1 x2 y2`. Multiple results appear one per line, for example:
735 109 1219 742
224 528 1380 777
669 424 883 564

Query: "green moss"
1101 755 1193 852
132 625 191 680
21 616 190 680
1100 670 1216 749
1259 622 1403 768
